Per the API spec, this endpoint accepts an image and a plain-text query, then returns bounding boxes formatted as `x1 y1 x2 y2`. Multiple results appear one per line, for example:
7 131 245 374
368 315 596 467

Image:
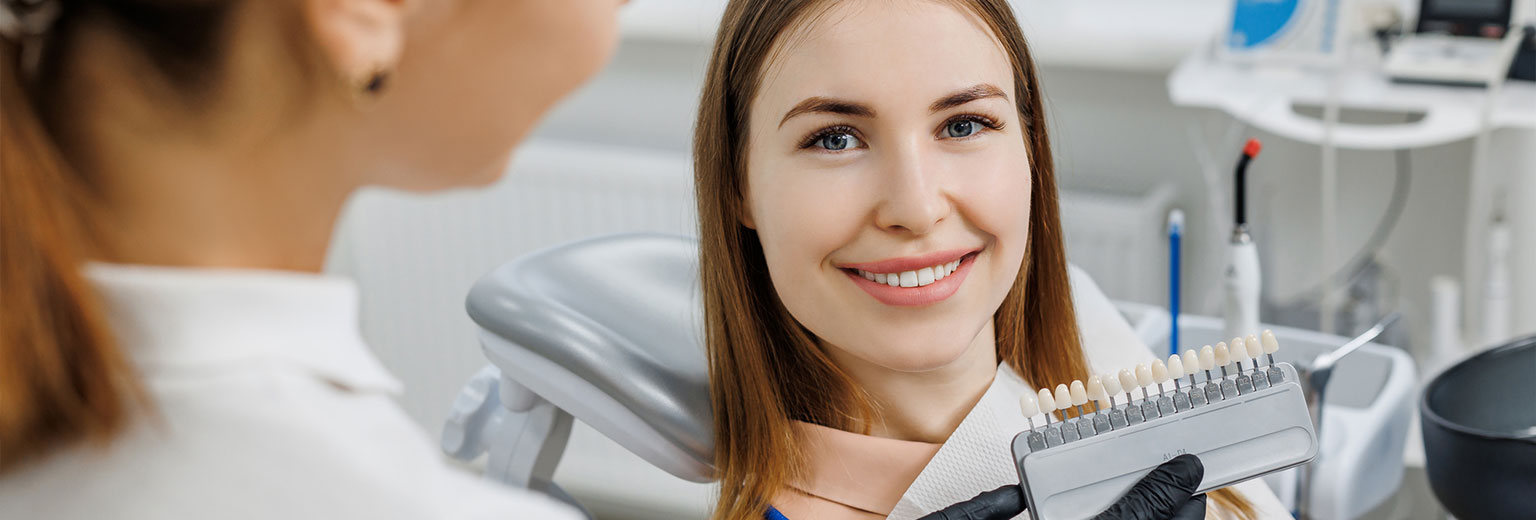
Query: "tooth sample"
1261 330 1284 383
1086 377 1107 411
1168 354 1193 411
1199 345 1223 403
1151 359 1176 415
1167 355 1185 388
1100 372 1130 428
1116 369 1145 425
1117 369 1138 401
1054 384 1080 442
1151 360 1170 391
1070 380 1089 415
1054 384 1072 414
1232 336 1251 370
1182 350 1207 407
1262 329 1280 358
1102 371 1123 405
916 267 935 285
1084 377 1112 434
1134 364 1162 418
1020 392 1040 428
1230 336 1255 394
1069 380 1096 438
1181 350 1201 384
1217 340 1242 399
1037 388 1056 422
1246 334 1271 390
1214 342 1232 377
1020 392 1047 451
1037 387 1063 447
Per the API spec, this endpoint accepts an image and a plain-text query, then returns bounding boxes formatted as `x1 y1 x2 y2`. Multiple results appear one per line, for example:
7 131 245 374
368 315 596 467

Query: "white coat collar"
85 263 402 394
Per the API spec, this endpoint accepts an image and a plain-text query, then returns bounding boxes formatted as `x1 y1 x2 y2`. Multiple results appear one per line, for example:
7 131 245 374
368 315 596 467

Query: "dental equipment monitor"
1385 0 1517 85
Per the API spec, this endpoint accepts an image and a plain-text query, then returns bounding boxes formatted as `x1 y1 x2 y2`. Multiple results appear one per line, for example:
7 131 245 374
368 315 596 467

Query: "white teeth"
855 258 964 289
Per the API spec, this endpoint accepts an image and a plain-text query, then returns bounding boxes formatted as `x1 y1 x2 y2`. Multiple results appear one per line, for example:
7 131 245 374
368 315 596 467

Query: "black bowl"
1421 335 1536 520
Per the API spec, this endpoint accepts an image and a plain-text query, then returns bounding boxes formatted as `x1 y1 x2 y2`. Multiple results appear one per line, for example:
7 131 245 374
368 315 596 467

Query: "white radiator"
1059 183 1177 306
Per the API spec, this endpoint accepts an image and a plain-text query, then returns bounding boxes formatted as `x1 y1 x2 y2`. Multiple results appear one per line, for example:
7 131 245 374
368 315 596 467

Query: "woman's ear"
738 194 757 229
304 0 409 94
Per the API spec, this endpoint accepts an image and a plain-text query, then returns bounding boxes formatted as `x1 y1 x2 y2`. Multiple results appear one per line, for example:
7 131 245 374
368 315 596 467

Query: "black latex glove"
1093 454 1207 520
916 454 1207 520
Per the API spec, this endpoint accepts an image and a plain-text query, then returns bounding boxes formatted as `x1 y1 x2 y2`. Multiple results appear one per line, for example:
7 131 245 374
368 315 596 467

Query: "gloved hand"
916 454 1207 520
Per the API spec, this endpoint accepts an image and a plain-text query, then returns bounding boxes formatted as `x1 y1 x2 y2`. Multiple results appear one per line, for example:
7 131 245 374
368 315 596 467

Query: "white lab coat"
0 264 581 520
888 266 1292 519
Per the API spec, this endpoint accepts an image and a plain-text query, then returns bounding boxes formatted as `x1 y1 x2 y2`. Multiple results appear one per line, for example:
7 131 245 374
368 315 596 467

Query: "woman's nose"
873 145 951 236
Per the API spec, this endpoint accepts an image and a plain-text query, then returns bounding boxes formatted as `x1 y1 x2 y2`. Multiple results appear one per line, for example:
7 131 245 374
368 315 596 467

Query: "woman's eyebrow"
929 84 1007 112
779 97 876 128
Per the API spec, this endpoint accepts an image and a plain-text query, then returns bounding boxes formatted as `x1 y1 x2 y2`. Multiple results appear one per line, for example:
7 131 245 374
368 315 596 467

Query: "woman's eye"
944 119 977 138
816 132 861 151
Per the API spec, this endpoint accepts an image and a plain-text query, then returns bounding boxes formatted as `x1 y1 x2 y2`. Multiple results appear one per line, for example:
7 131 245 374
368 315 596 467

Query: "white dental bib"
887 268 1290 519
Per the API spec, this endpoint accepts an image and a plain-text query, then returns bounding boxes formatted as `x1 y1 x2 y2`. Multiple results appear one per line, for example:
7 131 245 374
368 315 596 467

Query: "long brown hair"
693 1 1252 519
0 0 234 474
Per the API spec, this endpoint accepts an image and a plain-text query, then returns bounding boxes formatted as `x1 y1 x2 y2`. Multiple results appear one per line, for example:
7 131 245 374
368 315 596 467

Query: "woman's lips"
842 252 979 307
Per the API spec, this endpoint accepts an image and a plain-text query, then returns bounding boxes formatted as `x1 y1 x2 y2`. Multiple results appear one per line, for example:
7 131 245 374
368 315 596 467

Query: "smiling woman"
693 1 1265 519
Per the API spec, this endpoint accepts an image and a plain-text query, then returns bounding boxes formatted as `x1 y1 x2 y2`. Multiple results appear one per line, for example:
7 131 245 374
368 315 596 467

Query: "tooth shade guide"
1135 364 1154 389
1151 360 1170 383
1070 381 1089 406
1199 345 1216 371
1214 342 1231 366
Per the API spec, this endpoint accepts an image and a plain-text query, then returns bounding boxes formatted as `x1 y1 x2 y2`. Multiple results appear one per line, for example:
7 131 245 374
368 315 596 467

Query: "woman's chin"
858 338 983 374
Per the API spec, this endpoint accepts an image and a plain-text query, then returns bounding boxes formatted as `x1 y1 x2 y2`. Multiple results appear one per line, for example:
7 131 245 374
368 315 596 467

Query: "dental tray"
1010 335 1318 520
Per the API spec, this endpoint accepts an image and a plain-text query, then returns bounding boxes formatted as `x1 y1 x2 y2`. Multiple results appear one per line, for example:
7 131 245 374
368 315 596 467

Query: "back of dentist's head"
0 0 622 474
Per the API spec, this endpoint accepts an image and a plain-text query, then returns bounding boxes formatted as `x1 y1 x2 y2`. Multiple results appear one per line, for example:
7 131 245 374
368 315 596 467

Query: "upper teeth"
857 260 961 288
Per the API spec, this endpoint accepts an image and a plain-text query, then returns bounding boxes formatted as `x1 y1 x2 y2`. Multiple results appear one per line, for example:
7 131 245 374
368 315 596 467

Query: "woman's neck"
832 320 1000 444
64 20 358 273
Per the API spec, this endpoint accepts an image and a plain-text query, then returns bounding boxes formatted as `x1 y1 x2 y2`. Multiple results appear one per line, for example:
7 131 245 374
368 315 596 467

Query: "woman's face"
744 0 1032 373
360 0 626 191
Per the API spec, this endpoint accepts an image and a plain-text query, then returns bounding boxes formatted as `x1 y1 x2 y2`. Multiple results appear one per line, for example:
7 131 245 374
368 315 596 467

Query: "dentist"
0 0 623 518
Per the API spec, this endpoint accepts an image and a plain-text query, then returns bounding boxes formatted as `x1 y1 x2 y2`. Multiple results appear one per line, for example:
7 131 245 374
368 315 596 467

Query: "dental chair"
440 233 712 516
442 232 1414 519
